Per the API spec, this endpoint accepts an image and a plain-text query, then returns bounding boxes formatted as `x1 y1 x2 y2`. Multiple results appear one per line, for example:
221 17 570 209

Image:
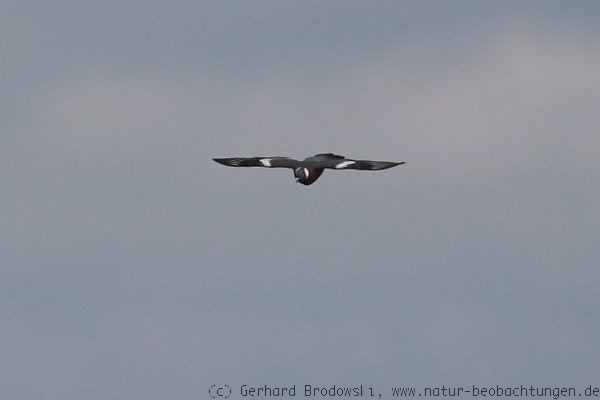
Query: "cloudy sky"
2 1 600 399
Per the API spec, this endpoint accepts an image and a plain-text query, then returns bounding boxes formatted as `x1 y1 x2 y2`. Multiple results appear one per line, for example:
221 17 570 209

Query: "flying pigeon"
213 153 405 185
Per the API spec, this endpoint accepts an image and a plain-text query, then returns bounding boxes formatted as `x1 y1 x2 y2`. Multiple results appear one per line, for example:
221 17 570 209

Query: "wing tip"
373 161 405 170
213 157 236 166
387 161 406 169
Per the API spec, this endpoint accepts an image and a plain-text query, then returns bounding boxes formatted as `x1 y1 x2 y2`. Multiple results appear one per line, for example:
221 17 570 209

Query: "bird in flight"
213 153 405 185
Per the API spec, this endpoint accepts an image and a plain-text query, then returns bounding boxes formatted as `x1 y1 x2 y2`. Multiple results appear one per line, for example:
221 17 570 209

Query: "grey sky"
2 2 600 399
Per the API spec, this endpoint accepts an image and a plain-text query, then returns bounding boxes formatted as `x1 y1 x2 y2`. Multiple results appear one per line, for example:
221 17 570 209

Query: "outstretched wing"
213 157 300 169
327 158 405 170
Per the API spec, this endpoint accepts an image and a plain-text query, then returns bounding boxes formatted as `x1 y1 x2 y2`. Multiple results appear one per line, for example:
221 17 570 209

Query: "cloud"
35 26 600 163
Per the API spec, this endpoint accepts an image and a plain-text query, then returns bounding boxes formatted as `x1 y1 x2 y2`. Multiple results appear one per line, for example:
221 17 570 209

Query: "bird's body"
213 153 405 185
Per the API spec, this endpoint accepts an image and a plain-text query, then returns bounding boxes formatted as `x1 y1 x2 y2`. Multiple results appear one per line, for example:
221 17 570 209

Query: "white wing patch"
259 158 272 167
303 168 310 178
335 161 356 169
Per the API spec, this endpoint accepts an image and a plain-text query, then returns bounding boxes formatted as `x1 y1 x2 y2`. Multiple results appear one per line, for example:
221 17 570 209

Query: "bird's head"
294 167 309 183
